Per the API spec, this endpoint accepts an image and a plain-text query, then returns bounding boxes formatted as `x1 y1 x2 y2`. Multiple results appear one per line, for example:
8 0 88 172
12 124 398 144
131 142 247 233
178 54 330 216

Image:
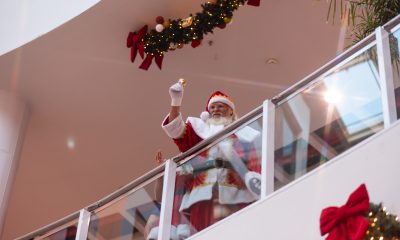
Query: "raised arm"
168 82 184 121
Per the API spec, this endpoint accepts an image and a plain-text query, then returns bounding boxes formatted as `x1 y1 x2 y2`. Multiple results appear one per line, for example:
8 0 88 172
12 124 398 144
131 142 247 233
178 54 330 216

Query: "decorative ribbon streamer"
155 55 164 70
247 0 260 7
320 184 370 240
126 32 134 48
139 54 154 70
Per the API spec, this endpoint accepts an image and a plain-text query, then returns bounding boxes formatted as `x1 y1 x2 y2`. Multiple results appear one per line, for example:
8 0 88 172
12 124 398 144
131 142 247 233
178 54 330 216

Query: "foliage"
143 0 245 55
326 0 400 43
364 203 400 239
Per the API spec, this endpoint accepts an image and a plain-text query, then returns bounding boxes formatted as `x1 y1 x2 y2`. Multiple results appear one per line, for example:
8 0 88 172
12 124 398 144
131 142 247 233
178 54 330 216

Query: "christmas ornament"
191 39 202 48
169 42 177 50
156 16 164 24
224 17 232 23
126 0 261 70
180 16 193 28
217 23 226 29
155 24 164 32
163 20 171 28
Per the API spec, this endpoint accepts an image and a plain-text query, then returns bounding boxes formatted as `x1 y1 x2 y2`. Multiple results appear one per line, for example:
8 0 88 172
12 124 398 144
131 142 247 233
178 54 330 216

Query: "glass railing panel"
40 223 78 240
87 176 163 240
170 116 262 239
274 45 383 190
389 27 400 119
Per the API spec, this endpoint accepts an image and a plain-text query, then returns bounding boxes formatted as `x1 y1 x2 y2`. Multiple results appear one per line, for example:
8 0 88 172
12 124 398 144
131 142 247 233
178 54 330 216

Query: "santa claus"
150 81 262 239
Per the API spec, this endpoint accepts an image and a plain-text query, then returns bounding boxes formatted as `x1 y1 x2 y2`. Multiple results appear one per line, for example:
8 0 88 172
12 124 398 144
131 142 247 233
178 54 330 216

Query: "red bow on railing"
320 184 370 240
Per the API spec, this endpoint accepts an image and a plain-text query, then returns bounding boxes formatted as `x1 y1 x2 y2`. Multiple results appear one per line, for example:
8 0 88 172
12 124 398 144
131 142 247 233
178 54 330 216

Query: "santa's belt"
192 159 234 173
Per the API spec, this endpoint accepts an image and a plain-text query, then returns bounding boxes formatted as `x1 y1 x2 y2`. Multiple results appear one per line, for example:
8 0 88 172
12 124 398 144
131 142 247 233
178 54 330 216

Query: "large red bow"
320 184 370 240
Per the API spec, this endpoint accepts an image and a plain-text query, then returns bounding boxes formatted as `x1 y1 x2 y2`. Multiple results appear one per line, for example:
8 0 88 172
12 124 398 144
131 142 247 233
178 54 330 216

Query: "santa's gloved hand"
169 82 184 106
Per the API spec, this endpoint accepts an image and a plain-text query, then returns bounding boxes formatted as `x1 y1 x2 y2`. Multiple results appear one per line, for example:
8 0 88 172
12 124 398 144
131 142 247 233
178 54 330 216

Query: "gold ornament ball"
208 0 217 4
177 43 184 49
163 20 171 28
224 17 232 24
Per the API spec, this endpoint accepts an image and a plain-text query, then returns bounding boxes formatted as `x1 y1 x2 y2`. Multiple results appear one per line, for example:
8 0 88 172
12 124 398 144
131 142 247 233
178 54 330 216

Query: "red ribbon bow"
127 25 165 71
126 25 148 64
320 184 370 240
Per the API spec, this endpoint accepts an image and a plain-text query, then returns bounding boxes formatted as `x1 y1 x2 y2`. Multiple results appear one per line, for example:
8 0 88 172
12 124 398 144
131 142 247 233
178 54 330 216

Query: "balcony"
12 10 400 240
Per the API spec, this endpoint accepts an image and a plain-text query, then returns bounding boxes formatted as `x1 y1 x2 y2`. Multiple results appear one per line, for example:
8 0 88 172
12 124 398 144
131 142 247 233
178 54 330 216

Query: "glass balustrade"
87 175 163 240
39 223 78 240
169 117 263 239
274 44 383 189
389 27 400 119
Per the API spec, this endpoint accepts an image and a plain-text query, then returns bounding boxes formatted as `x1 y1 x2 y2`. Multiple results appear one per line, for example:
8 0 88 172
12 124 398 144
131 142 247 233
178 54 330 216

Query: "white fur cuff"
161 113 185 139
146 226 159 240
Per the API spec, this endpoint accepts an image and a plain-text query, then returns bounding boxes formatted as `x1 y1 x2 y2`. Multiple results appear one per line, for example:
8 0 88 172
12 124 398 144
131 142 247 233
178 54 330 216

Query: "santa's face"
208 102 233 120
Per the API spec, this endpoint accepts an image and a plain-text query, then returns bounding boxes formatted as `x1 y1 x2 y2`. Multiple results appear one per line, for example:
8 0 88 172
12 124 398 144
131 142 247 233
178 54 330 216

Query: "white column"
0 90 28 237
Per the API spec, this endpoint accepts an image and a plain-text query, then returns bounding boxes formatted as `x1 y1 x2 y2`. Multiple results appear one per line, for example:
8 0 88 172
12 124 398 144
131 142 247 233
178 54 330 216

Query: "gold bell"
178 78 187 87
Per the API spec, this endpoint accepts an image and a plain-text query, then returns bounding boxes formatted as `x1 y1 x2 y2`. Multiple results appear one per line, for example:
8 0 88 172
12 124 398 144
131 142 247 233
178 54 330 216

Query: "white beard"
206 116 234 126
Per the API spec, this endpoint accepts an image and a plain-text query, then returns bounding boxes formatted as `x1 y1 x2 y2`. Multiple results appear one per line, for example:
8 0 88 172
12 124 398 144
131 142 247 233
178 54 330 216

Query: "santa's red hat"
200 91 237 121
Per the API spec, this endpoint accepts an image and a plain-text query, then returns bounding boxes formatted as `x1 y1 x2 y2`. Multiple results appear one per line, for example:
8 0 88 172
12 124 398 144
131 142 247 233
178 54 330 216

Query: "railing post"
75 209 90 240
158 159 177 240
376 26 397 127
261 100 275 198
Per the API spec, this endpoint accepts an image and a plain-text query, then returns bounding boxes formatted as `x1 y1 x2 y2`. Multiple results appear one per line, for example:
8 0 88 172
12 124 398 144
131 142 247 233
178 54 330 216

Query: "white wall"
193 120 400 239
0 0 100 56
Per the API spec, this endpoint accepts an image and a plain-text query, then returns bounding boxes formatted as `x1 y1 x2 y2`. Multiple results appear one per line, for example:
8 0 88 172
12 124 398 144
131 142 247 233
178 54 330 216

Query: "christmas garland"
365 203 400 239
126 0 260 70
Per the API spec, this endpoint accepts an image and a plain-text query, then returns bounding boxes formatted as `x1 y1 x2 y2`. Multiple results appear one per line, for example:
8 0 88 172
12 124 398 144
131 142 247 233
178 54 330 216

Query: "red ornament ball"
156 16 164 24
217 23 226 29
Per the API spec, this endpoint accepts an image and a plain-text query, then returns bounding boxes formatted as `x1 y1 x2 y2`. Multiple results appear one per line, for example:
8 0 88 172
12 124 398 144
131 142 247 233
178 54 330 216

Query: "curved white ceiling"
0 0 100 56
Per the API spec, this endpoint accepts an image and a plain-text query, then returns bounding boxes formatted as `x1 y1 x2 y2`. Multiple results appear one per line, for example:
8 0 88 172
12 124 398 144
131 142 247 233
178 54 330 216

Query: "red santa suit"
162 113 261 237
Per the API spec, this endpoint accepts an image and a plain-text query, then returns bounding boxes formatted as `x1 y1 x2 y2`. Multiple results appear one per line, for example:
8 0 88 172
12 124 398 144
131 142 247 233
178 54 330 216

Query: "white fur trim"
170 225 178 240
200 111 210 121
208 96 235 110
235 126 261 142
177 224 191 239
180 184 214 211
179 168 257 211
187 117 224 139
218 185 258 204
146 226 159 240
186 117 260 143
161 113 185 139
